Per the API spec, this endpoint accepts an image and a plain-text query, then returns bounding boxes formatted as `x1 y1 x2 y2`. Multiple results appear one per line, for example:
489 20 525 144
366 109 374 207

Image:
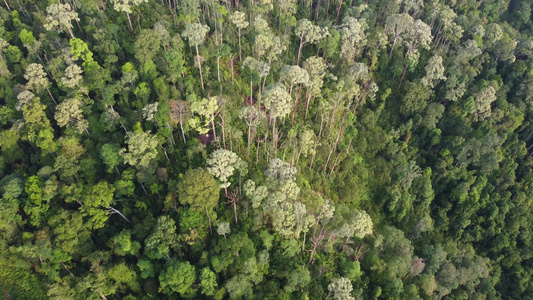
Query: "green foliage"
0 1 531 299
159 259 197 296
177 168 220 211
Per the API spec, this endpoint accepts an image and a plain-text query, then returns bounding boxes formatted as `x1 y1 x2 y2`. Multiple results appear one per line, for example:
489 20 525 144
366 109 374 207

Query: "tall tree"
182 23 210 90
24 63 56 105
239 106 265 156
385 13 413 57
206 149 247 194
44 3 79 38
338 17 368 62
111 0 148 31
294 19 329 65
230 11 249 61
54 98 89 135
261 83 292 157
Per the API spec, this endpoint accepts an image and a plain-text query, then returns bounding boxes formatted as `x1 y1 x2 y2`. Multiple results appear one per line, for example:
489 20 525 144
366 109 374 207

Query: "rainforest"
0 0 532 299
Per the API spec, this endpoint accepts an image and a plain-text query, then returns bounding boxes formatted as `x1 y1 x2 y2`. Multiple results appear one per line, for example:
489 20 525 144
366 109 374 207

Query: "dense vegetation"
0 0 532 299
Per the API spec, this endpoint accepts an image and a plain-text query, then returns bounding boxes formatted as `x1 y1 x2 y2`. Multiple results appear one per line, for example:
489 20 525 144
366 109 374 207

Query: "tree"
335 209 373 241
261 83 292 156
304 56 327 117
159 259 197 296
61 64 85 93
339 17 368 61
110 230 141 256
239 106 265 156
134 29 161 65
100 144 122 174
144 215 178 259
294 19 329 64
44 3 79 38
473 86 497 121
182 23 210 90
54 98 89 135
327 277 355 300
242 56 259 101
385 13 413 57
80 181 116 229
177 168 220 231
111 0 148 31
230 11 248 61
24 63 56 104
119 128 161 169
279 65 309 97
199 267 218 296
206 149 246 192
421 55 446 88
188 96 218 136
217 222 231 239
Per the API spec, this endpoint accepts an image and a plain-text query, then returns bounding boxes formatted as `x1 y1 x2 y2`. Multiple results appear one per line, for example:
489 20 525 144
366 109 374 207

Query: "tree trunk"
389 36 398 58
46 87 57 105
305 92 312 120
334 0 343 24
398 64 408 89
67 26 75 39
273 118 277 158
316 0 322 21
324 109 349 172
247 123 252 156
179 119 187 144
211 117 217 142
230 56 235 87
297 38 305 65
3 0 11 12
238 28 242 61
126 11 133 31
195 44 205 90
217 56 221 91
233 201 238 224
219 114 227 149
250 73 253 104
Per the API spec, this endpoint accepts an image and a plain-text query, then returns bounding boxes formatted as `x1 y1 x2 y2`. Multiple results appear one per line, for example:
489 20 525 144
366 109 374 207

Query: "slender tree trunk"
230 56 235 87
273 118 277 158
211 117 217 142
389 36 398 58
238 28 242 61
233 201 238 224
126 11 133 31
217 56 221 91
328 102 339 138
398 64 408 89
256 139 260 163
195 44 205 90
305 92 313 120
3 0 11 12
46 87 57 105
109 206 130 223
297 38 305 65
324 109 349 171
247 123 252 156
316 0 322 21
67 26 75 39
219 114 227 149
160 145 171 162
250 73 253 103
334 0 343 24
179 117 187 144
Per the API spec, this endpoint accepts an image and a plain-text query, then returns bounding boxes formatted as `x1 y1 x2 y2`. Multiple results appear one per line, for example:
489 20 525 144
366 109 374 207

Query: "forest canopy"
0 0 532 299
